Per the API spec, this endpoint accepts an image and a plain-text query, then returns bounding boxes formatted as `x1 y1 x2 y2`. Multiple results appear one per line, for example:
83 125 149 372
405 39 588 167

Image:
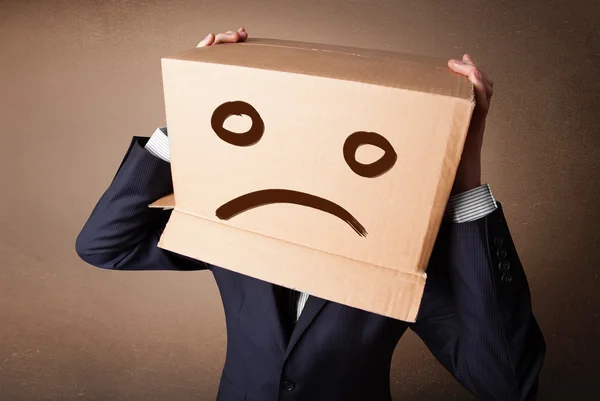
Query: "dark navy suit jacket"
76 137 545 401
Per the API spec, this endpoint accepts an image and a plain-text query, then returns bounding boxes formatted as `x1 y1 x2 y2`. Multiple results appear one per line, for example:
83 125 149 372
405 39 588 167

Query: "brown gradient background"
1 0 598 400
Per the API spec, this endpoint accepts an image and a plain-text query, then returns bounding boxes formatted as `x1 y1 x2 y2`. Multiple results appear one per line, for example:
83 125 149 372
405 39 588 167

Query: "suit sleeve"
410 202 546 401
75 136 207 271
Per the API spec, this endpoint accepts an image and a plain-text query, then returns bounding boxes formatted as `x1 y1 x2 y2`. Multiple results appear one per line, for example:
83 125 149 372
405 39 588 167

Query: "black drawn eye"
343 131 397 178
211 101 264 146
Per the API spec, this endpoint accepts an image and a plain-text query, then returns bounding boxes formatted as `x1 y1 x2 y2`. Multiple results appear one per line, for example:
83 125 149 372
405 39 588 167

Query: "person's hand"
448 54 494 195
197 27 248 48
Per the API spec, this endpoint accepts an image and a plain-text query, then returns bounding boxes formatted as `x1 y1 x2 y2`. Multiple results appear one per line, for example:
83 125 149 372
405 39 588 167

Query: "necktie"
274 285 300 341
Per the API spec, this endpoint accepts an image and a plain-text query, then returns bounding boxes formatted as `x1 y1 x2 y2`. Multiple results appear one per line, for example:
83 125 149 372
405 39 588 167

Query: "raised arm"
411 202 545 400
75 134 205 271
76 27 249 271
410 54 545 400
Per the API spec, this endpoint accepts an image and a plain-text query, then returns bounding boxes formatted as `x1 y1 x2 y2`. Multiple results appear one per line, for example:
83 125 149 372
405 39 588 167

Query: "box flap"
149 193 175 210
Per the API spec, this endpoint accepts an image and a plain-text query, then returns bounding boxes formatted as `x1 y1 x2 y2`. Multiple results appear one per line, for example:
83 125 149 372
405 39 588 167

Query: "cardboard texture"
150 38 474 322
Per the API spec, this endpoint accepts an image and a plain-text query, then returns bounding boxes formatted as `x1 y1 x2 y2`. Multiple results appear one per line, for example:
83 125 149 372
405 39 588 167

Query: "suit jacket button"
493 236 504 247
283 380 295 391
498 260 511 271
501 273 513 283
497 248 508 259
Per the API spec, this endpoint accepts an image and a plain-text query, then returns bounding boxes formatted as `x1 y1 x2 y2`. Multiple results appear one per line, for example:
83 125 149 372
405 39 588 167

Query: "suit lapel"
284 295 328 359
250 278 288 354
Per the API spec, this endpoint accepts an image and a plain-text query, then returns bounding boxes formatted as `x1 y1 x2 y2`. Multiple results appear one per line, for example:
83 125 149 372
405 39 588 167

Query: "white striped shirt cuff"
144 127 170 163
444 183 498 223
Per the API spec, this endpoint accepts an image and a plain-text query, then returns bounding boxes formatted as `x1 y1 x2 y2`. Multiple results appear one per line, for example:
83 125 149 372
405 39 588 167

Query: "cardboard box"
149 38 474 322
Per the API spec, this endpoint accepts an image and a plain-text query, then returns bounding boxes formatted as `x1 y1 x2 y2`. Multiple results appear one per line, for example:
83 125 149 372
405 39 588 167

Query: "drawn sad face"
212 101 398 238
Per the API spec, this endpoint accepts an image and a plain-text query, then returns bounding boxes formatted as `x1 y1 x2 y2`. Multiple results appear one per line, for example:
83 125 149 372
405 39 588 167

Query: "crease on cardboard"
238 39 444 67
162 203 427 282
241 42 380 61
414 157 451 273
413 98 475 272
175 38 447 70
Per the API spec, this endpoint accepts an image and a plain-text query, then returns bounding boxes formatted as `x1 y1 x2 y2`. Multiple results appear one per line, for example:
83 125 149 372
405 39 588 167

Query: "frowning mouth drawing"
209 99 400 239
215 189 368 237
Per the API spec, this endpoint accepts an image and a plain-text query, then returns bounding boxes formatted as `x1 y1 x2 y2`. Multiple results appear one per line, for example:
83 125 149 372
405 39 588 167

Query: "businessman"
76 27 546 401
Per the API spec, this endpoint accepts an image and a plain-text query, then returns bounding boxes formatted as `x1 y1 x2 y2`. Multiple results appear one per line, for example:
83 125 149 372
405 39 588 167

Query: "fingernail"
197 34 211 47
475 69 481 79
